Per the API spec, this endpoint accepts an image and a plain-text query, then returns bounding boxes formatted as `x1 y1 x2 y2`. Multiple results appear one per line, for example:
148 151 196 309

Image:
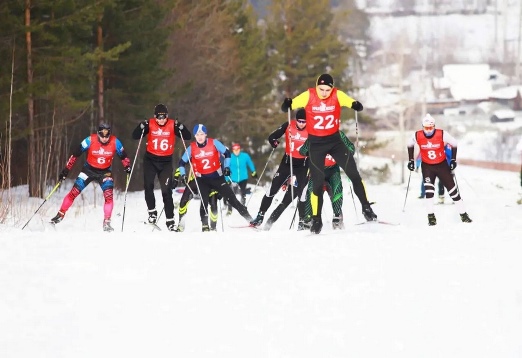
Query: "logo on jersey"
151 128 171 136
194 150 214 160
290 132 307 142
312 102 335 112
420 141 441 150
92 147 114 156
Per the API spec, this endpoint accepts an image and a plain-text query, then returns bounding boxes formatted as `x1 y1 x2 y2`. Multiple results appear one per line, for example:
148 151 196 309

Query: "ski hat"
154 103 168 119
422 113 435 127
316 73 334 88
232 143 241 150
422 113 435 135
193 124 207 136
97 123 111 138
296 108 306 121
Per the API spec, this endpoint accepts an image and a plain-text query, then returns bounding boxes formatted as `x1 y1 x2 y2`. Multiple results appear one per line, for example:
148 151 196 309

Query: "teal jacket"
229 151 256 183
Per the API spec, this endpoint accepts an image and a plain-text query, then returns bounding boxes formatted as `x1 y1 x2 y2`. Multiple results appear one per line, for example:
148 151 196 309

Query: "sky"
1 154 521 358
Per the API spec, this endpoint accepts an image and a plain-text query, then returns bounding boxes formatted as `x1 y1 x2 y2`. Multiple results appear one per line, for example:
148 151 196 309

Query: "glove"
281 98 292 112
351 101 363 112
180 175 188 185
139 120 148 130
251 171 257 178
59 168 69 181
407 160 415 172
171 177 179 189
269 139 279 149
449 159 457 170
223 167 231 177
124 165 131 174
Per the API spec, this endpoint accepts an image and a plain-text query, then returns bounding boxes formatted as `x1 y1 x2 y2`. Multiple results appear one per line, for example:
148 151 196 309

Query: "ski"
355 220 399 226
47 222 58 230
228 224 260 230
143 221 162 231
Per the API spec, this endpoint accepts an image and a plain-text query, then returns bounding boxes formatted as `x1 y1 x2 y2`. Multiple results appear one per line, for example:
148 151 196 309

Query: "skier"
226 142 256 214
50 123 131 232
174 168 220 232
281 73 376 234
177 124 253 231
131 103 191 231
407 113 472 226
250 108 309 230
298 131 357 230
418 143 453 203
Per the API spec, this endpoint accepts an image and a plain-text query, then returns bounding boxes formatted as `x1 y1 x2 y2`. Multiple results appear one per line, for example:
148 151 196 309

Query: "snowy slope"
1 159 521 358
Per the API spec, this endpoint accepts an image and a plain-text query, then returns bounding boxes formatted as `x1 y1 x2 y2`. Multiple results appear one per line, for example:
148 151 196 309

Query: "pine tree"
266 0 351 99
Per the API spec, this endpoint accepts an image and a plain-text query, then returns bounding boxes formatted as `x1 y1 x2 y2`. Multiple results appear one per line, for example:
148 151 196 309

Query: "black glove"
124 165 131 174
269 139 279 149
59 168 69 181
181 175 188 185
281 98 292 112
223 167 231 177
449 159 457 170
407 160 415 172
172 169 180 189
351 101 363 112
139 121 148 130
171 177 179 189
251 171 257 178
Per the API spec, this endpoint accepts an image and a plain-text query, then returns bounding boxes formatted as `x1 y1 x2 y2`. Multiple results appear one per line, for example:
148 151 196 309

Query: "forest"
0 0 369 197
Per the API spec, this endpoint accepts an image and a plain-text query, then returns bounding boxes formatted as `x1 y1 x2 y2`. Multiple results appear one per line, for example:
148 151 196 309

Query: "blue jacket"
229 151 256 183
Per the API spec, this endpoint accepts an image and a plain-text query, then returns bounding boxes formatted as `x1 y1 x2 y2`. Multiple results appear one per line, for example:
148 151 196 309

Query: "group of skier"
48 73 473 233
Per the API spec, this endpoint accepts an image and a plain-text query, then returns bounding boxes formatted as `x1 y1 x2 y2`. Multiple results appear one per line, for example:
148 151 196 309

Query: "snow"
1 155 522 358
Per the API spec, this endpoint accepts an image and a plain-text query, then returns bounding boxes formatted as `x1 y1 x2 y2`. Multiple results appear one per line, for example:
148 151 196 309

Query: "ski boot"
103 218 114 232
166 219 176 231
249 211 265 227
460 212 472 223
362 203 377 221
427 213 437 226
148 209 158 224
50 211 65 224
297 217 311 231
332 215 344 230
310 216 323 234
202 224 210 232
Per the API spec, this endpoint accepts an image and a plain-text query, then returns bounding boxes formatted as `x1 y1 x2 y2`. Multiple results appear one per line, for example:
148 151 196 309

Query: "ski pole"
217 198 224 232
245 147 276 208
22 180 63 230
349 182 357 218
355 111 360 166
289 204 298 229
287 107 295 208
402 171 412 212
121 127 144 232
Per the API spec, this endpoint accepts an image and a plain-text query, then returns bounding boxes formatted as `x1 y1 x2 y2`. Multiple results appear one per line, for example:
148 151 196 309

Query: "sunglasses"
98 129 110 138
156 114 167 120
297 120 306 124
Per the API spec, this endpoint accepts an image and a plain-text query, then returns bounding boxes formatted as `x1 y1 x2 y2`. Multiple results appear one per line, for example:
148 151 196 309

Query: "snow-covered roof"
442 64 490 82
490 85 522 100
441 64 493 101
450 82 492 101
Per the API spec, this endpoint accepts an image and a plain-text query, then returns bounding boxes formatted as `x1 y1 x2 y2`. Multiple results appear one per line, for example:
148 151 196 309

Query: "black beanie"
296 108 306 120
316 74 334 88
